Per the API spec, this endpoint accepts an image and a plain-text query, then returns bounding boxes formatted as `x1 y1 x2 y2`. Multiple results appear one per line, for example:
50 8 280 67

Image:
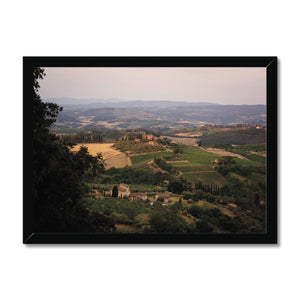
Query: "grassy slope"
169 146 226 185
129 146 229 185
130 151 171 166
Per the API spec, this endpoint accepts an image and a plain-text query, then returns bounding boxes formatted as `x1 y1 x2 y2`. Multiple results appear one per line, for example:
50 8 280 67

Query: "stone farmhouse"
108 183 131 198
129 193 147 202
106 184 149 201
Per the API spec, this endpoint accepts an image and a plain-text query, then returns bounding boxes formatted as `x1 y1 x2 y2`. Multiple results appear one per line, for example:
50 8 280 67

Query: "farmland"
130 151 171 166
71 143 132 169
160 135 199 147
61 127 266 234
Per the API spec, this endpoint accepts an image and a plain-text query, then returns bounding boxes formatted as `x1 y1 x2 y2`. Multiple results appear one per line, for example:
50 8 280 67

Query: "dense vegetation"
199 127 266 145
58 132 104 144
103 166 170 185
212 143 266 163
33 68 114 232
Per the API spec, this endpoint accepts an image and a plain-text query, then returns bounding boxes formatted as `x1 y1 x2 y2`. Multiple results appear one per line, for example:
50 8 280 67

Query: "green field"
234 157 264 166
83 196 152 215
126 144 265 187
130 151 171 166
171 163 214 172
176 146 220 163
182 171 226 185
166 146 225 185
88 183 165 192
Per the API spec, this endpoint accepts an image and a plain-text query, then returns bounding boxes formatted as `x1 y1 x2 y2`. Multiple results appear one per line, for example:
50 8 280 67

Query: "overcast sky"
39 67 266 105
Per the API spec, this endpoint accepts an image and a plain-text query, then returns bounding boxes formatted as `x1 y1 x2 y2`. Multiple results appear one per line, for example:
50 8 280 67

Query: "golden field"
71 143 132 169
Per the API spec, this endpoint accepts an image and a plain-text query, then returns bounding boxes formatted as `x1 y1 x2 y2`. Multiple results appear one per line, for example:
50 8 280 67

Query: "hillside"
45 99 266 131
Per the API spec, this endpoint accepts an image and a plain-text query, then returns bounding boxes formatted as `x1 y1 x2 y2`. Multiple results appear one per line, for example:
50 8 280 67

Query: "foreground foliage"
33 68 111 232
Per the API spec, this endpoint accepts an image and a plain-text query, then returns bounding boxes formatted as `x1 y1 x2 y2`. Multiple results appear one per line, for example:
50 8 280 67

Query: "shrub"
188 205 205 219
195 220 214 232
192 190 205 201
111 213 133 225
182 191 193 200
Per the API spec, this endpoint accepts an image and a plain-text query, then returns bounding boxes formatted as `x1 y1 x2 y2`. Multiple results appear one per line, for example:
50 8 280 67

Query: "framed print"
23 56 277 244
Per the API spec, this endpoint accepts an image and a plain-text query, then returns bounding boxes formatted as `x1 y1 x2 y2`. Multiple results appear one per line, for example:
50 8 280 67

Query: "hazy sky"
39 67 266 105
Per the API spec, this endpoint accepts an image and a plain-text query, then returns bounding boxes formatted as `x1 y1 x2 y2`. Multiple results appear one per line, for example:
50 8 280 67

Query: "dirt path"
200 147 248 160
250 151 266 157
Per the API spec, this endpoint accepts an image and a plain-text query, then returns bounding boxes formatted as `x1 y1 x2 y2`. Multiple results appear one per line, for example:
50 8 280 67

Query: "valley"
67 123 266 234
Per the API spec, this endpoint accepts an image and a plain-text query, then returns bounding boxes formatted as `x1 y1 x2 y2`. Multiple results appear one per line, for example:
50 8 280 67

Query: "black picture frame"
23 56 277 244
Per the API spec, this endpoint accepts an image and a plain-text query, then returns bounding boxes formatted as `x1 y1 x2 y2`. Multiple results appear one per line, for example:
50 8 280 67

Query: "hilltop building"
109 183 131 198
142 134 158 141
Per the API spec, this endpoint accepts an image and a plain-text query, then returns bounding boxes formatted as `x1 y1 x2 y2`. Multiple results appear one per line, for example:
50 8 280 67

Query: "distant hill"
47 98 266 131
44 98 219 108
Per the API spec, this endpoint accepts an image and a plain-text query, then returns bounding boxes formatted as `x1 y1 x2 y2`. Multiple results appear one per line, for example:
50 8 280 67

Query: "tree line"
59 132 104 144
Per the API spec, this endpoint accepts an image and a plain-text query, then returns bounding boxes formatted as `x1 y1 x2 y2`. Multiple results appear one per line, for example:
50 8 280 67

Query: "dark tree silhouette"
112 186 118 197
32 68 113 232
168 181 184 194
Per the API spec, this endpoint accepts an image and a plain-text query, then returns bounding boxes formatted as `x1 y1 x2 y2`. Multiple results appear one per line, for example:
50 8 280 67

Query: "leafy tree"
220 177 246 198
168 181 184 194
173 147 180 155
254 193 260 206
188 205 205 218
192 190 205 201
149 206 189 233
195 220 214 232
196 139 202 147
195 181 203 190
32 68 109 232
182 191 192 200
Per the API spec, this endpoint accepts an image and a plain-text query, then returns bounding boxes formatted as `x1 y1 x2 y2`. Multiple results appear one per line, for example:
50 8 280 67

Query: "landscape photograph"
30 64 268 238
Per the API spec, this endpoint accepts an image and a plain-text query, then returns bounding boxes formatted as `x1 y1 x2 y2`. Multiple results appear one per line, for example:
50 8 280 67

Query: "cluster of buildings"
103 183 171 203
120 134 159 145
105 183 147 202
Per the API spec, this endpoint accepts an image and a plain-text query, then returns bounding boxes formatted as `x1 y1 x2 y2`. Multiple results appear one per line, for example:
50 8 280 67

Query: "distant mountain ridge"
43 98 221 108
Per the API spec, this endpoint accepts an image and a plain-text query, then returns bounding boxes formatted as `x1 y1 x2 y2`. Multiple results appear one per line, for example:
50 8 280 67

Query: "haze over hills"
44 98 266 131
44 98 221 108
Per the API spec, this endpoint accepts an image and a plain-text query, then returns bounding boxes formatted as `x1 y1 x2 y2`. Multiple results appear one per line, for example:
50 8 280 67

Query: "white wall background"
0 1 298 299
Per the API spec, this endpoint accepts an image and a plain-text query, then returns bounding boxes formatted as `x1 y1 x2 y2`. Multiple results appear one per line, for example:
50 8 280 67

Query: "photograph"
23 57 277 243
